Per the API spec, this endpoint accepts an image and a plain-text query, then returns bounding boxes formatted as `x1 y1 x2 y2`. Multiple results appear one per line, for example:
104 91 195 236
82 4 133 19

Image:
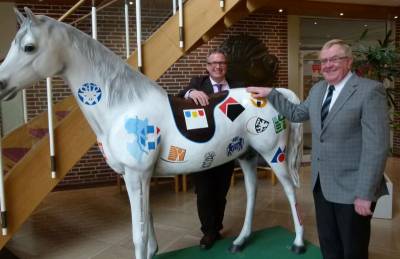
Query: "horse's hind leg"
229 152 258 253
265 158 305 253
123 168 158 259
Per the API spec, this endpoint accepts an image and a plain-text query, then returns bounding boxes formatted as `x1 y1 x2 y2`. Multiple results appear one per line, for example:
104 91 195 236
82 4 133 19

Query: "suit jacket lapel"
204 77 214 94
322 74 359 131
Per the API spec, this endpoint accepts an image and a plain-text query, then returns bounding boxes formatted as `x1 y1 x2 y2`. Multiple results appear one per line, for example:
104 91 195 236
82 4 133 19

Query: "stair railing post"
178 0 184 48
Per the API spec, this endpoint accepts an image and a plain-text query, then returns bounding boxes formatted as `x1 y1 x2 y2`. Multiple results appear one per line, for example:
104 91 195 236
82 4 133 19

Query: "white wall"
0 2 25 135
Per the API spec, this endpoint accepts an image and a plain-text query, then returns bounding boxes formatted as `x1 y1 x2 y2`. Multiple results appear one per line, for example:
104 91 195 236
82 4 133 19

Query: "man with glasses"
246 39 389 259
179 48 244 249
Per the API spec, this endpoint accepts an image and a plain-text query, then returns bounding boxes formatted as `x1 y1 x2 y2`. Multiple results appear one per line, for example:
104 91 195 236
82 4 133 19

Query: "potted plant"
352 29 400 129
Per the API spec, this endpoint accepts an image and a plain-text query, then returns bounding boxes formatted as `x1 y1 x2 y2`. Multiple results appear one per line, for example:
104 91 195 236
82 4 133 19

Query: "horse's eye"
24 45 35 53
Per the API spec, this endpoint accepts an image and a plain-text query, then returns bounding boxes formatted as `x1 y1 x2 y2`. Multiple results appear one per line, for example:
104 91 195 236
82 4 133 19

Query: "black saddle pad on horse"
168 91 229 143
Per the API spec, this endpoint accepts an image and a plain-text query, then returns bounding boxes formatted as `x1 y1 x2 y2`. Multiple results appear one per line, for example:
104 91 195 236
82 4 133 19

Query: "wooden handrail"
71 0 121 25
58 0 87 22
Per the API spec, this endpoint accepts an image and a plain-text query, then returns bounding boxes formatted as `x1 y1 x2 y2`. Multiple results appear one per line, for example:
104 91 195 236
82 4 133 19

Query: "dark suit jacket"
178 75 244 97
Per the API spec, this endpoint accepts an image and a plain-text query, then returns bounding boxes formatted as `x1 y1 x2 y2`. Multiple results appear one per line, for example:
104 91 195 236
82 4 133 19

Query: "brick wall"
158 11 288 94
394 19 400 156
15 3 288 188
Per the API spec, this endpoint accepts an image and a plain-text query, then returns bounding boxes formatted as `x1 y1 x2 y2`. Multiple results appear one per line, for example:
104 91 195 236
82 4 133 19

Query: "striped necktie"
321 85 335 128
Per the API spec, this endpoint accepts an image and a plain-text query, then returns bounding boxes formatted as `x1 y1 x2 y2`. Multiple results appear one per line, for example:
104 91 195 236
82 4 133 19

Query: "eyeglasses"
319 56 348 65
207 61 227 66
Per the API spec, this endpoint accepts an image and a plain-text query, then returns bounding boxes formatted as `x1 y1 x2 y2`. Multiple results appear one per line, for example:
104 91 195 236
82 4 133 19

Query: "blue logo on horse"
77 83 102 105
226 136 244 156
125 117 161 161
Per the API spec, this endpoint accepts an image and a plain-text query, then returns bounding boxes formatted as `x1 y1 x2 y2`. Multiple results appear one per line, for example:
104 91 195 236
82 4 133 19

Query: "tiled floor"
5 158 400 259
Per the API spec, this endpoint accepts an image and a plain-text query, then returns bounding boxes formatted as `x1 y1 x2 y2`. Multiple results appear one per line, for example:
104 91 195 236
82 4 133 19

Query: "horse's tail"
277 88 303 188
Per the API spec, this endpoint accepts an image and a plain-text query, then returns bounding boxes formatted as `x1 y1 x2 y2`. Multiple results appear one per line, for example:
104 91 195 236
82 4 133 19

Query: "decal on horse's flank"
250 97 267 108
246 116 269 134
183 108 208 130
167 145 186 162
273 114 286 134
201 151 216 168
271 146 286 163
226 136 244 156
77 82 102 105
219 97 245 122
125 117 161 161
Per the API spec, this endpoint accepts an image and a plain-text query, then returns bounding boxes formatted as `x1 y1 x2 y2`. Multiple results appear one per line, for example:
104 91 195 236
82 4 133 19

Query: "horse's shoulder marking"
167 92 228 143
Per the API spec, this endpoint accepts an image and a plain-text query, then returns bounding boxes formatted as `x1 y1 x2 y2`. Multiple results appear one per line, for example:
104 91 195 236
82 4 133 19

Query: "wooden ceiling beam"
249 0 400 20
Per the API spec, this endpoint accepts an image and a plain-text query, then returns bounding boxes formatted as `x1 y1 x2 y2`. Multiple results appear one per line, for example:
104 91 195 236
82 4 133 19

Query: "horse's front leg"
229 153 258 253
123 168 158 259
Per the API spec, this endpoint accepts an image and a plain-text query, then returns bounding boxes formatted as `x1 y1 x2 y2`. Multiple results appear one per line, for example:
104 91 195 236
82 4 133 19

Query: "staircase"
0 0 270 248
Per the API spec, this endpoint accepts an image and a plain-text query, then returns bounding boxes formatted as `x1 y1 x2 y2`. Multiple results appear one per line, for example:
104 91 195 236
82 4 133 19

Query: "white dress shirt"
322 72 352 111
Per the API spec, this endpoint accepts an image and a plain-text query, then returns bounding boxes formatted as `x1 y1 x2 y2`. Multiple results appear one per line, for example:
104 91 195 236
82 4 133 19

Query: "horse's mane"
41 15 167 106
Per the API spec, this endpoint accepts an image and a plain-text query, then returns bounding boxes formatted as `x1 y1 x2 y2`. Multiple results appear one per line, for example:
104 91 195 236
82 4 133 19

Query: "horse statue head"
0 7 67 101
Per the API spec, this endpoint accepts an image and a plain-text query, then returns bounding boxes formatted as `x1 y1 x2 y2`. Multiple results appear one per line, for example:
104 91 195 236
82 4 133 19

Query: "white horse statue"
0 8 305 259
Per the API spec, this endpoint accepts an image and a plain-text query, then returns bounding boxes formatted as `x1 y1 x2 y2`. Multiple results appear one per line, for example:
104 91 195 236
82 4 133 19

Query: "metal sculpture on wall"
221 34 278 86
0 8 305 259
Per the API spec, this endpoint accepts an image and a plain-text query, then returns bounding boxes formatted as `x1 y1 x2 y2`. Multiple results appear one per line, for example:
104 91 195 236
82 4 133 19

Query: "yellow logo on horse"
250 97 267 108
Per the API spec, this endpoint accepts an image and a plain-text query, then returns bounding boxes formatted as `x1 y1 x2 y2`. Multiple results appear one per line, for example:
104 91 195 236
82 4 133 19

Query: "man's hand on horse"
189 90 210 106
246 86 272 98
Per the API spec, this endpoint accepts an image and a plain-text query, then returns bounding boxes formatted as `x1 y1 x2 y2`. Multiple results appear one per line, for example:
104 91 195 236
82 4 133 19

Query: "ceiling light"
339 13 344 16
129 1 133 5
364 24 368 27
395 16 398 19
278 9 283 13
314 21 318 25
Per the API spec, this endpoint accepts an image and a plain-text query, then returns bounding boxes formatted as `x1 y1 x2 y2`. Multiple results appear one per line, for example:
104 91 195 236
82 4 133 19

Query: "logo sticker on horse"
201 151 216 168
167 146 186 162
77 83 102 105
219 97 245 122
271 147 286 163
255 118 269 133
183 108 208 130
250 97 267 108
125 117 161 161
226 136 244 156
246 116 269 134
273 115 286 134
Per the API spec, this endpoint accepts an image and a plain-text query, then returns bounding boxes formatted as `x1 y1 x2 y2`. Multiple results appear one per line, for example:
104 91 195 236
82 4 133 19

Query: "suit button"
317 157 320 161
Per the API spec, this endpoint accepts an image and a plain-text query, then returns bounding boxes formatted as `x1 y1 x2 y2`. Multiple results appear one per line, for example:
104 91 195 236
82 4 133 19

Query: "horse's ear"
14 7 26 25
24 7 39 25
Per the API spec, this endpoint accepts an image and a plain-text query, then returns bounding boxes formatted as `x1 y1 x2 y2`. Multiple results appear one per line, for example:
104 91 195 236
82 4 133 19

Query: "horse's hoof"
228 244 243 253
290 244 306 254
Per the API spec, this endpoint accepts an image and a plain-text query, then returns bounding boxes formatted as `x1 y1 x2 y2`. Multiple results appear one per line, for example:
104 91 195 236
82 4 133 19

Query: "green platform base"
155 226 322 259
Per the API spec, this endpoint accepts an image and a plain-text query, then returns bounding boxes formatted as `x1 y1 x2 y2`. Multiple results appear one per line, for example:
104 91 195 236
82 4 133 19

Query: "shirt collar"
210 77 227 86
330 71 352 91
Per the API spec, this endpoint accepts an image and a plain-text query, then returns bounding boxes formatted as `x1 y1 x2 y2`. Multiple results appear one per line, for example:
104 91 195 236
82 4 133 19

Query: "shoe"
199 233 221 250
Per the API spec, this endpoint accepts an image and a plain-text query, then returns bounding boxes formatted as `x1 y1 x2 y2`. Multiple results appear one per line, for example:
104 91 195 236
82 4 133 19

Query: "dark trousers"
313 178 375 259
193 161 234 235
